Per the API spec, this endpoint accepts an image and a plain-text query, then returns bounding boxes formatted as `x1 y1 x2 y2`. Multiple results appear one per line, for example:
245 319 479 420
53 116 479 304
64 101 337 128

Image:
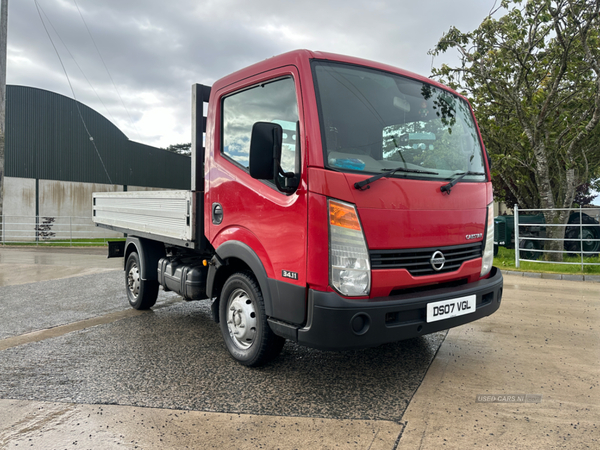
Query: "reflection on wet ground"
0 295 443 421
0 249 444 422
0 247 121 287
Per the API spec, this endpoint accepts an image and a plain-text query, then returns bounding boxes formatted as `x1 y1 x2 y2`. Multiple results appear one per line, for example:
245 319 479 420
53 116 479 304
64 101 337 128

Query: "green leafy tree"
430 0 600 261
164 143 192 156
574 182 599 206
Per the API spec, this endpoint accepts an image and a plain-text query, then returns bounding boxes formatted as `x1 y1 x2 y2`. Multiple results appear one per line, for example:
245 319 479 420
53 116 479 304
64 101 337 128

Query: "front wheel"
125 252 159 310
219 272 285 366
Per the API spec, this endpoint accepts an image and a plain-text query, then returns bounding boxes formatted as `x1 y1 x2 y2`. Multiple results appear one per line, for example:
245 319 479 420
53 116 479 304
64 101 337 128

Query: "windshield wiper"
440 171 485 195
354 166 438 191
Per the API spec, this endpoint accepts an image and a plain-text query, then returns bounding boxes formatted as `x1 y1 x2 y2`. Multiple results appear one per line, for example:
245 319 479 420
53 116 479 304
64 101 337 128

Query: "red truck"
93 50 503 366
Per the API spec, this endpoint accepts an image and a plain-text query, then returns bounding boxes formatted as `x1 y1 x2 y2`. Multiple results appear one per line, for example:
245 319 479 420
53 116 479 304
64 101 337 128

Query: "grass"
494 246 600 275
1 238 124 247
3 238 599 275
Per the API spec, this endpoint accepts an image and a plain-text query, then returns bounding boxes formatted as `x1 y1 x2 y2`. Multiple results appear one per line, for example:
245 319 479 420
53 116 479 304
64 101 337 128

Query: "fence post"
70 216 73 247
580 205 584 271
514 204 520 268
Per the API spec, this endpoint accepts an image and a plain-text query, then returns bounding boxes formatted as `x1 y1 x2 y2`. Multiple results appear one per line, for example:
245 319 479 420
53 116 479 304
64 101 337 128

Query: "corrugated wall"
5 85 191 189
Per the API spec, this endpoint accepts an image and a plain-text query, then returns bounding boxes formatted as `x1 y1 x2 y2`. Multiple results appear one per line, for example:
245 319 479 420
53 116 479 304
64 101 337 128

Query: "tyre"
580 227 600 257
219 272 285 367
565 215 600 257
519 239 541 260
125 252 159 310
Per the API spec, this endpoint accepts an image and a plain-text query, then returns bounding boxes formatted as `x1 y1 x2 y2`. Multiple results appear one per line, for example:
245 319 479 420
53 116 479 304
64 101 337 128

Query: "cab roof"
212 49 463 100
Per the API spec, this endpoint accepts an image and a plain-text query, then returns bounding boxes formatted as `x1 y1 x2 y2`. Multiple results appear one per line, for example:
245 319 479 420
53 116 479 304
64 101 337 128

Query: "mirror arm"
272 128 294 193
273 122 301 194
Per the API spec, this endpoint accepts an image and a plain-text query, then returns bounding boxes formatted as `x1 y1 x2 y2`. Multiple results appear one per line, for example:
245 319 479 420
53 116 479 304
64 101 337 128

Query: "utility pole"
0 0 7 241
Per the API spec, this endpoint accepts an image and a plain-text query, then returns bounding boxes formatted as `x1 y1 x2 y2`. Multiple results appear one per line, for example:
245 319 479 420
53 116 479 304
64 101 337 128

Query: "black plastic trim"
208 240 274 317
124 237 166 281
267 278 306 325
267 319 299 341
370 243 482 275
107 240 125 258
296 267 503 351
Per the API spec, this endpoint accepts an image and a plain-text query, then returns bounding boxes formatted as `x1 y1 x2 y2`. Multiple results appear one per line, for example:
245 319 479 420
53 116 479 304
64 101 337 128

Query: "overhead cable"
74 0 141 141
33 0 113 184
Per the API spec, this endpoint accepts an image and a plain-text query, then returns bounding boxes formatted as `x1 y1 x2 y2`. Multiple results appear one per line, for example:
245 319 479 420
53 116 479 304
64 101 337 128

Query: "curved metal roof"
5 85 190 189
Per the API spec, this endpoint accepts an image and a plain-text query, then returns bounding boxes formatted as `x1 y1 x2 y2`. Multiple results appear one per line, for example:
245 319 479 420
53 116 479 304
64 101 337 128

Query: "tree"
164 143 191 156
430 0 600 261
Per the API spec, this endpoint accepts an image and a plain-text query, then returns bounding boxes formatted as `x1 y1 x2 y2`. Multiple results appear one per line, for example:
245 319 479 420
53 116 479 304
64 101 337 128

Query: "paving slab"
399 274 600 449
0 399 404 449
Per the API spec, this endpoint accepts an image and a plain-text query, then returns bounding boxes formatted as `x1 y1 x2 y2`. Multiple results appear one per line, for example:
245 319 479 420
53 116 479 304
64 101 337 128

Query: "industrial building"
3 85 190 242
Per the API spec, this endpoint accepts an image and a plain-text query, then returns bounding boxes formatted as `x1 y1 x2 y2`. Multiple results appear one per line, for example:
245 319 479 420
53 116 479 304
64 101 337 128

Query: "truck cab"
94 50 503 366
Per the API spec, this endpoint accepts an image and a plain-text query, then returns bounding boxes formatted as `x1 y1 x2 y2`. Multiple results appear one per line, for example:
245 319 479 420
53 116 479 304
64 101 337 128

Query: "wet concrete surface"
0 246 121 287
1 246 598 449
400 276 600 449
0 399 404 449
0 270 180 340
0 246 440 448
0 288 442 420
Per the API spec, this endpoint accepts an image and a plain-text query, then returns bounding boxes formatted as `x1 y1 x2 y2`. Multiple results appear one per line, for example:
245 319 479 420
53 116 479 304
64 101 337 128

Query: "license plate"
426 295 476 323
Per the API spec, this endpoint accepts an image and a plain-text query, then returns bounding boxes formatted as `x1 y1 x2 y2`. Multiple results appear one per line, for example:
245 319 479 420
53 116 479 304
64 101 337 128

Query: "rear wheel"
580 228 600 257
125 252 159 310
565 223 600 257
219 272 285 366
519 239 541 260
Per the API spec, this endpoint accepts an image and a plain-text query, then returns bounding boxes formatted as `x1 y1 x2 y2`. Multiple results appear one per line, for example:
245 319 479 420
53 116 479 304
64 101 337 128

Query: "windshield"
313 61 486 182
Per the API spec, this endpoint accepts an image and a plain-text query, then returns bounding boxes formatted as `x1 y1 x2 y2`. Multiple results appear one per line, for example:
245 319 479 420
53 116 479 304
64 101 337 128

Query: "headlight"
481 202 494 277
329 199 371 296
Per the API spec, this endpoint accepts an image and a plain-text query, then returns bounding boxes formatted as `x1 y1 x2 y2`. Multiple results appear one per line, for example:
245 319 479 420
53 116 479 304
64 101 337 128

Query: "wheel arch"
124 236 166 280
207 240 274 318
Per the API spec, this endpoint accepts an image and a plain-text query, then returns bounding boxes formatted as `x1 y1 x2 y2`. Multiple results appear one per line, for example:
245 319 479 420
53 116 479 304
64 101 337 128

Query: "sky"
6 0 501 149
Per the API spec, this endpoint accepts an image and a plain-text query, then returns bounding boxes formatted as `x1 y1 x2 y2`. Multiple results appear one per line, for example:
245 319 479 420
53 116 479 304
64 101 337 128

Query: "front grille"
370 243 482 276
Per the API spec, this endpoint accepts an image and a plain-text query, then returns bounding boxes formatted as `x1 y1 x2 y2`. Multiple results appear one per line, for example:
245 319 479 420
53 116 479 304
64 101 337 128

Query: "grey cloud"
6 0 497 147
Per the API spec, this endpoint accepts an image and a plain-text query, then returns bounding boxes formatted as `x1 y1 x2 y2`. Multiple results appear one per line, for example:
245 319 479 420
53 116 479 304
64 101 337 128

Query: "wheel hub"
582 229 598 253
226 289 257 350
128 264 140 297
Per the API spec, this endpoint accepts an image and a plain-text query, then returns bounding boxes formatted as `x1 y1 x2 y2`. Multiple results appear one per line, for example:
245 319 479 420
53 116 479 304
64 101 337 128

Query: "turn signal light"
329 201 361 230
328 199 371 297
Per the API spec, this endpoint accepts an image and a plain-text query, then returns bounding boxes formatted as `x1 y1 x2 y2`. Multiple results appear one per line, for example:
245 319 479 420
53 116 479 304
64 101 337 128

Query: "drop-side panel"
92 190 193 242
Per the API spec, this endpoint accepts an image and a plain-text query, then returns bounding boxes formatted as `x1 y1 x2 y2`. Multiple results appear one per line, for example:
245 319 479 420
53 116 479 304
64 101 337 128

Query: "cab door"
206 68 307 325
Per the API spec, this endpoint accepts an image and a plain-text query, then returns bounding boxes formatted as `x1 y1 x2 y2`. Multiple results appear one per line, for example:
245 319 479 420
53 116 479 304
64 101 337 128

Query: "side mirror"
249 121 299 193
249 122 282 180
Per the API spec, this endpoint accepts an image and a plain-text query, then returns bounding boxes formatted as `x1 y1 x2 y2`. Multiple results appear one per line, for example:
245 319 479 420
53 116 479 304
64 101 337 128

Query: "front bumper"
293 267 503 351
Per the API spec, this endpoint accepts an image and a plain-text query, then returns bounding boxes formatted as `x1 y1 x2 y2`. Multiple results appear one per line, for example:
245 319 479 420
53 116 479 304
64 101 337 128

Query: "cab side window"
222 77 299 174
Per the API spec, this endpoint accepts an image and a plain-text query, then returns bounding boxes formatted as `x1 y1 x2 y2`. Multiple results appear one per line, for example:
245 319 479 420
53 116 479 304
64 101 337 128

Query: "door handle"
212 203 223 225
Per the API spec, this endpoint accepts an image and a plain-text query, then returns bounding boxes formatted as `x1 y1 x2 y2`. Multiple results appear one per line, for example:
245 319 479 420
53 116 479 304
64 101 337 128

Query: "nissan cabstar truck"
93 50 503 366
